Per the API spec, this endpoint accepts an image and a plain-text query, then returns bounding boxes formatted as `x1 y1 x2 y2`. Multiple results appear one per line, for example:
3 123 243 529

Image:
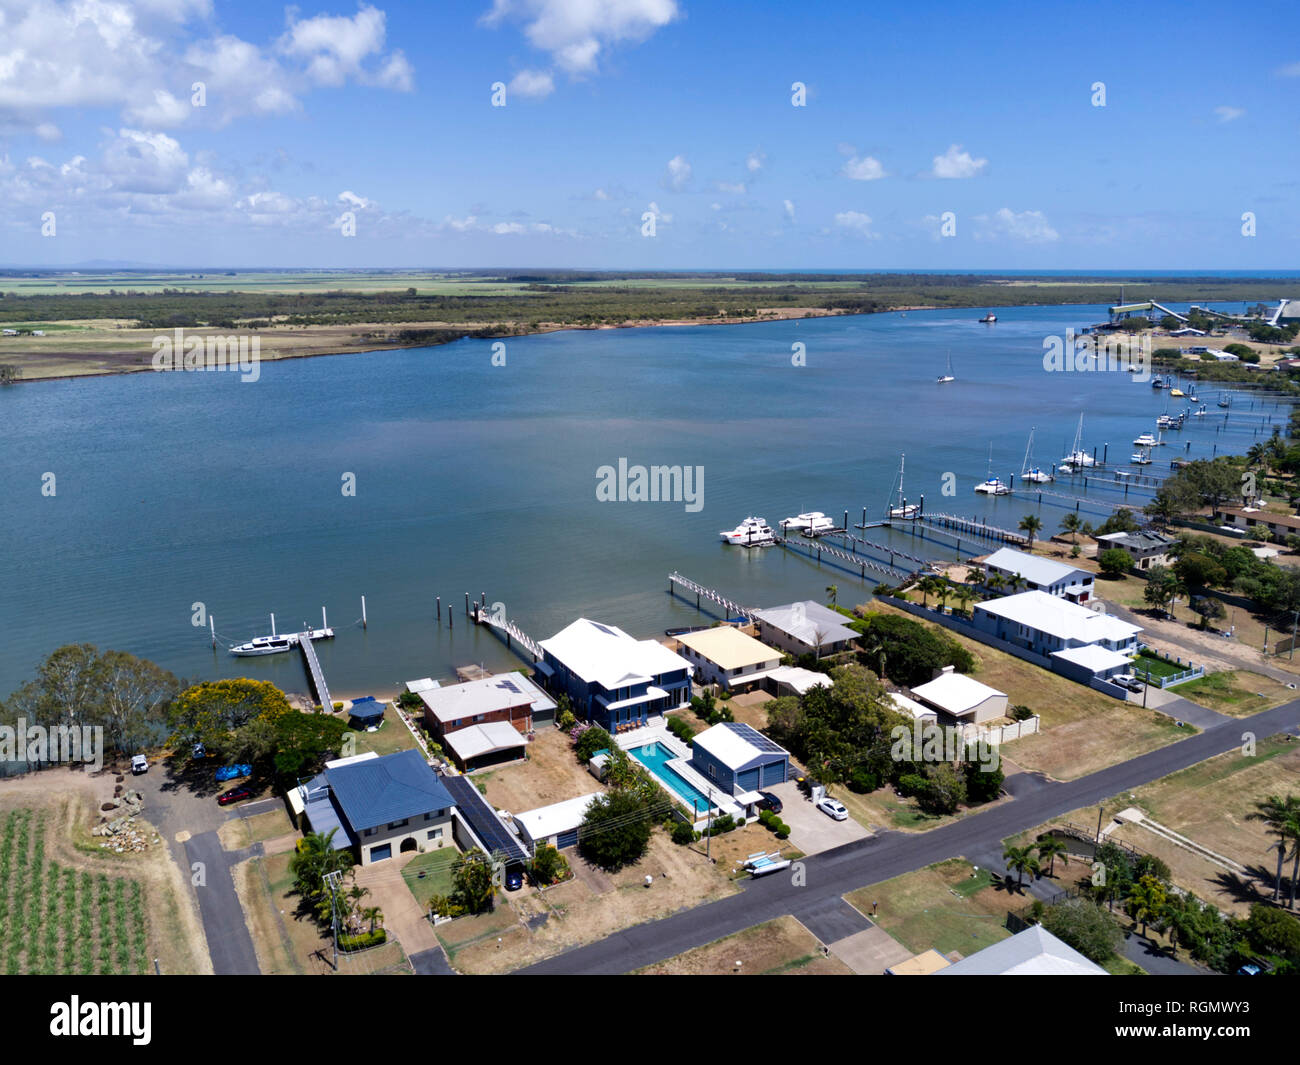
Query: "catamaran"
974 442 1010 495
937 350 955 384
1061 413 1096 469
1020 427 1053 483
887 454 921 518
721 517 775 546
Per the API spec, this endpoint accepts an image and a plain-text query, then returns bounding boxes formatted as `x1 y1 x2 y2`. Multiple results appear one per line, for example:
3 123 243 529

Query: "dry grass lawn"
217 807 294 851
635 915 851 975
476 728 603 814
1173 671 1295 716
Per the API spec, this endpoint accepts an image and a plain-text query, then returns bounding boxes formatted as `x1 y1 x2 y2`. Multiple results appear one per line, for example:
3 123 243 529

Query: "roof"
983 548 1090 588
767 665 831 694
938 925 1107 976
888 691 938 721
751 601 858 647
539 618 691 689
675 626 781 671
887 949 953 975
514 793 601 841
406 677 440 693
1096 530 1176 552
911 670 1006 716
692 722 789 772
976 590 1141 645
347 696 385 721
1050 645 1134 672
1217 506 1300 531
441 775 529 865
324 749 453 832
443 721 528 763
417 673 542 724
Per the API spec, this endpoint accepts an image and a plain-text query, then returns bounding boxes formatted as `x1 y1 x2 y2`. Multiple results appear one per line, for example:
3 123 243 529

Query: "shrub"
670 820 695 845
574 725 613 761
332 702 344 711
1011 704 1035 721
704 813 736 836
773 823 790 840
666 715 695 743
896 773 926 798
339 929 387 951
848 766 880 793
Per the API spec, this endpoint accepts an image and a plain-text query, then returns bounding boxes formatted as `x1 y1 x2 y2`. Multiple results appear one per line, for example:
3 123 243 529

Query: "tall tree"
1002 844 1041 889
1018 514 1043 546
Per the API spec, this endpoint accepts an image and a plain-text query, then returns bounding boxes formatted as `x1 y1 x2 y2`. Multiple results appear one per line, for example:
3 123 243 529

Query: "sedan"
217 787 252 806
757 791 783 814
816 796 849 821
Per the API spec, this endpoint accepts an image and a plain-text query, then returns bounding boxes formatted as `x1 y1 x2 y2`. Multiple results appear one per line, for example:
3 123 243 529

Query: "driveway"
766 780 870 854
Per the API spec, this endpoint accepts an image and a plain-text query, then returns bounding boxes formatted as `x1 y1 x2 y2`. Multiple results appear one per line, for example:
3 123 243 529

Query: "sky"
0 0 1297 270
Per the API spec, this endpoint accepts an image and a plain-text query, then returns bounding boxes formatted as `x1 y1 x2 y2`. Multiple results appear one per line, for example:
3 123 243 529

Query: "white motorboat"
979 312 997 323
229 614 335 657
779 511 825 533
1020 428 1053 483
802 513 836 537
887 454 920 518
1133 432 1158 447
1131 448 1152 465
721 517 775 546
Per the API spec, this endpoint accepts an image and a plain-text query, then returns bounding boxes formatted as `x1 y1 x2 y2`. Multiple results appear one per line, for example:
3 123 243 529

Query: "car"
217 787 251 806
130 754 148 775
816 796 849 821
1112 674 1143 693
757 791 783 814
192 742 208 759
215 763 252 783
505 870 523 892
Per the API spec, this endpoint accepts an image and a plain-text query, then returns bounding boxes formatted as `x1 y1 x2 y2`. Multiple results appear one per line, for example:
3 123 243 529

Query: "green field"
400 848 460 909
0 809 149 975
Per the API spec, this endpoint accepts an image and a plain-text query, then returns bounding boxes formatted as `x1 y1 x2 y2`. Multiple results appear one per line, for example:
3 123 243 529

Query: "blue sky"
1 0 1297 269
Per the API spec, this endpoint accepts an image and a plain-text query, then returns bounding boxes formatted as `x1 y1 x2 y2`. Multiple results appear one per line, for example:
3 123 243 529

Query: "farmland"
0 809 148 975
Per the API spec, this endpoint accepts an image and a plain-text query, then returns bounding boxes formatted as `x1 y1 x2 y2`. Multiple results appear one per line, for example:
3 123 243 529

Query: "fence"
949 716 1041 747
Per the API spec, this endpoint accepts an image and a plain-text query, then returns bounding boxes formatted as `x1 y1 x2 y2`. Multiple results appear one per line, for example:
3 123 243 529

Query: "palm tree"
1286 809 1300 910
1059 512 1083 544
1018 514 1043 547
1005 572 1024 594
1126 875 1166 937
937 580 952 612
986 572 1006 595
826 584 838 608
363 906 383 933
1036 837 1069 878
1248 795 1300 901
916 575 943 607
1002 844 1041 890
952 584 976 619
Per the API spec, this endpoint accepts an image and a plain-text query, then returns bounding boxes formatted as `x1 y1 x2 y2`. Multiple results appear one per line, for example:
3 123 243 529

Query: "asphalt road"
519 700 1300 974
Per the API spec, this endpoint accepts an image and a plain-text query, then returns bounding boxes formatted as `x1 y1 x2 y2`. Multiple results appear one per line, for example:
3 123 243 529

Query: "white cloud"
746 150 765 173
338 190 374 209
931 144 987 179
481 0 679 75
974 207 1058 243
717 181 746 194
1213 105 1245 123
841 154 886 181
646 200 672 224
34 123 61 142
125 89 192 129
1277 61 1300 77
509 68 555 98
783 198 795 221
663 154 691 191
834 210 875 236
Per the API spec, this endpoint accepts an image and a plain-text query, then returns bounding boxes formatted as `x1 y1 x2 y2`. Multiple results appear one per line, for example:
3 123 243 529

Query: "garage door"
556 828 579 849
369 843 392 862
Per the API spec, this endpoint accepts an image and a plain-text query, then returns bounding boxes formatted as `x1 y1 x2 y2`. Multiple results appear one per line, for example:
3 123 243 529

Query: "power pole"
323 870 341 972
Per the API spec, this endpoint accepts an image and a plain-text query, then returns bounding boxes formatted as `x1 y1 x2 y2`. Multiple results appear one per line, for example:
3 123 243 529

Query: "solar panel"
730 722 786 755
497 679 521 693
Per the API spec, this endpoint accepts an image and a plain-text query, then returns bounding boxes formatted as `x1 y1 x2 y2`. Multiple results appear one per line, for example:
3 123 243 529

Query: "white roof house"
539 619 691 689
938 925 1107 976
752 601 858 654
983 548 1094 601
514 793 601 848
910 668 1008 724
973 590 1140 653
766 665 831 696
889 691 938 722
417 673 548 726
442 721 527 766
1050 644 1132 674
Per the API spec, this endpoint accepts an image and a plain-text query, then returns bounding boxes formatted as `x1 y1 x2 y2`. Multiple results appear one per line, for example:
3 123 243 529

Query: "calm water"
0 303 1288 699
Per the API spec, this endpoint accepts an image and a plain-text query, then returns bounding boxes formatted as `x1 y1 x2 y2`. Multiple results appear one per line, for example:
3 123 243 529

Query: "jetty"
298 633 332 710
825 531 931 571
909 513 1029 547
472 603 543 662
775 535 914 582
668 572 756 621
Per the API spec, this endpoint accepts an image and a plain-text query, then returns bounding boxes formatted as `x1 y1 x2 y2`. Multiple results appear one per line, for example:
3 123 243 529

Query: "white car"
816 796 848 821
130 754 148 774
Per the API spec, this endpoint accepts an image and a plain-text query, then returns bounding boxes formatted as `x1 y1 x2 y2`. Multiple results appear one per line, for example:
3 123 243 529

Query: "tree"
578 788 655 871
1036 836 1069 877
1097 547 1133 578
573 724 612 761
267 711 349 777
917 762 966 814
528 843 569 886
1002 843 1041 889
1190 595 1226 631
1249 524 1272 544
1175 551 1227 591
1242 902 1300 961
1040 897 1124 962
825 584 838 607
1059 512 1083 544
1142 565 1184 617
451 851 497 914
1249 795 1300 903
951 584 977 619
289 830 354 922
1126 873 1167 935
855 613 974 688
963 751 1003 804
916 575 944 608
1018 514 1043 546
167 678 293 749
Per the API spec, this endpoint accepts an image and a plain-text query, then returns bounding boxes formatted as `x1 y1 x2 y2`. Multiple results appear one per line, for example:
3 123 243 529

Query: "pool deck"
618 723 747 827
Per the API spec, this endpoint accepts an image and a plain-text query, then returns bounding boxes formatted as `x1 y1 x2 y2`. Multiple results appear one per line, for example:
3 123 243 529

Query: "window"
426 828 442 840
363 827 375 837
387 819 409 830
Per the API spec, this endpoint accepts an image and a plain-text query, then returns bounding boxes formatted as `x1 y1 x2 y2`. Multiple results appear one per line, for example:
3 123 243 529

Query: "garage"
689 722 791 796
369 843 392 862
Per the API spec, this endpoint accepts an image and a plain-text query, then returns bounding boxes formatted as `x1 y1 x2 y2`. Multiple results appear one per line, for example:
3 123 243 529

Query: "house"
415 672 552 742
1213 505 1300 540
674 626 781 690
762 665 831 697
514 793 601 852
1050 644 1134 685
535 618 692 732
937 925 1107 976
1209 349 1239 361
982 547 1094 603
1 329 16 336
690 722 790 797
888 691 938 723
298 749 455 865
972 590 1141 659
1094 529 1177 571
909 666 1008 725
751 601 858 657
442 721 529 772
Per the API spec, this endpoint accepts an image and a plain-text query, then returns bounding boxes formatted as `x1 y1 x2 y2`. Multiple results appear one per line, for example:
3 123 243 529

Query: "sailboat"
937 350 955 384
1020 427 1053 483
1060 413 1095 471
974 442 1010 495
1218 395 1231 409
888 454 920 518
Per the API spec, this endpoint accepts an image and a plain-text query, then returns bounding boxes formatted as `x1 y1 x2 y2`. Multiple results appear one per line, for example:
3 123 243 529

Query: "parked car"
217 787 251 806
130 754 148 775
757 791 783 814
1113 674 1144 693
505 869 523 892
192 742 208 759
816 796 849 821
215 764 252 783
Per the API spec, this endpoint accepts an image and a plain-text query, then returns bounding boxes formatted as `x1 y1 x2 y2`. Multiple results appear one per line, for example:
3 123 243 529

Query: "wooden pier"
910 513 1029 547
775 535 913 582
668 572 755 621
472 604 542 662
824 531 930 572
297 634 332 710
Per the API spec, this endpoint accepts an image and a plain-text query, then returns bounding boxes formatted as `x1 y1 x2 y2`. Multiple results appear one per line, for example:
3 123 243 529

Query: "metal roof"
675 626 781 671
938 926 1107 976
911 671 1006 716
441 775 529 865
976 591 1141 645
324 749 453 833
539 618 692 689
443 722 528 762
692 722 789 772
983 548 1091 588
417 673 541 724
751 601 858 647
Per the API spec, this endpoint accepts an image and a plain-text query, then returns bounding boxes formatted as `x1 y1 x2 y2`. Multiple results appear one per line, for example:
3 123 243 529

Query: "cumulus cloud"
834 210 875 236
841 154 886 181
1213 105 1245 123
663 154 691 191
931 144 987 179
973 207 1058 243
481 0 679 75
509 68 555 98
783 198 795 221
746 150 765 173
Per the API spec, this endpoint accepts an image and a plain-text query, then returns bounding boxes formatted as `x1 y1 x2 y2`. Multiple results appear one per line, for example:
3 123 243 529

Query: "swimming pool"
628 741 717 814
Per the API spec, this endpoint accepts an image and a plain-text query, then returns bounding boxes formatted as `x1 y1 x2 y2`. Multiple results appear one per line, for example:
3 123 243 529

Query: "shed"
689 722 790 796
910 668 1008 724
443 721 528 772
514 793 602 851
347 696 385 728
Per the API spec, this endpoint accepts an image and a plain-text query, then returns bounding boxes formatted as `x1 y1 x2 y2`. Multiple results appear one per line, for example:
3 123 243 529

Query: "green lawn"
400 849 460 910
346 707 421 758
1131 650 1186 679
